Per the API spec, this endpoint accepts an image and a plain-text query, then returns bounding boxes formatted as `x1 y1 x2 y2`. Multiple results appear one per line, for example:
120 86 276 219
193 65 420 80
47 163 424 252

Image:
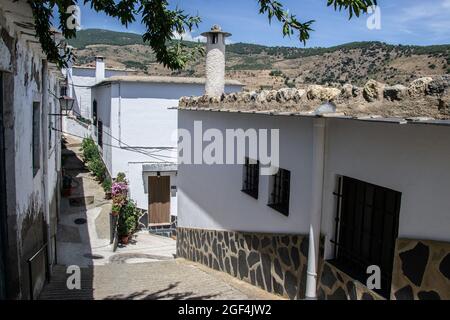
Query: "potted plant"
103 178 112 199
111 204 121 217
117 201 138 244
115 172 127 183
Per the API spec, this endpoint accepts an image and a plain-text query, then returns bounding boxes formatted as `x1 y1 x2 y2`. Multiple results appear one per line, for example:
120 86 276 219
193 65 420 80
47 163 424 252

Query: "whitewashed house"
91 63 242 230
0 0 64 299
176 26 450 300
63 58 136 138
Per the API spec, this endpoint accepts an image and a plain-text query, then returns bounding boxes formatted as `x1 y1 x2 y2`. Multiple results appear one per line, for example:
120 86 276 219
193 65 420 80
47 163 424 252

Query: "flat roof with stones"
178 76 450 127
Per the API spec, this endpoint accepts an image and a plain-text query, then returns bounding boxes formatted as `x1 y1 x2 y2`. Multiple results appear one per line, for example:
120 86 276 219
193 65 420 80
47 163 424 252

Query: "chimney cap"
95 56 105 61
201 24 231 37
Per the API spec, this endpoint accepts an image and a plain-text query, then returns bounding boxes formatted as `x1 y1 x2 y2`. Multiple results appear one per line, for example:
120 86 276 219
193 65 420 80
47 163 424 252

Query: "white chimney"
95 56 105 83
201 25 231 97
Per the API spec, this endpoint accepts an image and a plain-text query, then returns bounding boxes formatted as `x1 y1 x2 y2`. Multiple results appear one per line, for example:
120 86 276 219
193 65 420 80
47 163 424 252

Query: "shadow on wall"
19 194 47 300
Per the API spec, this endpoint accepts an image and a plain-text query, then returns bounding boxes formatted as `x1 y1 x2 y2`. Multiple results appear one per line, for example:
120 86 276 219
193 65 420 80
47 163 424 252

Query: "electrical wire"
54 73 177 161
52 127 175 163
66 108 177 160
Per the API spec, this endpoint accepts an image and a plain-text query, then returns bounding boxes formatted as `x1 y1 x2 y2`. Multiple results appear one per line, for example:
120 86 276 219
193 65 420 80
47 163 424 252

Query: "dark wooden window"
32 102 41 176
241 157 259 199
92 100 98 126
331 176 401 298
97 120 103 149
268 168 290 216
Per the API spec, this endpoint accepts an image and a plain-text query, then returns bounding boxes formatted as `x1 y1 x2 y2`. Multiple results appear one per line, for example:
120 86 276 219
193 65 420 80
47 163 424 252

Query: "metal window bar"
269 169 290 215
242 158 259 197
332 176 401 298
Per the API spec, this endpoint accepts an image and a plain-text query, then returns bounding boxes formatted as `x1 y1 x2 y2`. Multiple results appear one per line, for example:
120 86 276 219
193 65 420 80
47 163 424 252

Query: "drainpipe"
305 117 326 299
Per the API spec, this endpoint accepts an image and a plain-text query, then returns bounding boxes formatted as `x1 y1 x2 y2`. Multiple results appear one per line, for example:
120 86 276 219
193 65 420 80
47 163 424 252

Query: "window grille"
268 168 290 216
331 176 401 298
241 157 259 199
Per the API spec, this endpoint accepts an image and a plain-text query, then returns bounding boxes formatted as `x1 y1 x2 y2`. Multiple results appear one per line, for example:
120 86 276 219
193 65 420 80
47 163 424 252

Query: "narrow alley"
39 136 280 300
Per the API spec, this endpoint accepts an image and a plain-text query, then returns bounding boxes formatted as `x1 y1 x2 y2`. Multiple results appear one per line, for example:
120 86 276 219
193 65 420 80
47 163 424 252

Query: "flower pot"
111 210 119 217
120 235 129 245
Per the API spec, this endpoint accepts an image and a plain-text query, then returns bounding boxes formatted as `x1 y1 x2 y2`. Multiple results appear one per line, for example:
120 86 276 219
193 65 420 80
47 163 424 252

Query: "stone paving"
40 259 281 300
57 137 177 267
40 136 282 300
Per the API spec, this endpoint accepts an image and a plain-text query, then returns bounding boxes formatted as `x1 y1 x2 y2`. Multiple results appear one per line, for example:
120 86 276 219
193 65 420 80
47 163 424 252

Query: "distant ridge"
69 29 450 90
68 28 144 48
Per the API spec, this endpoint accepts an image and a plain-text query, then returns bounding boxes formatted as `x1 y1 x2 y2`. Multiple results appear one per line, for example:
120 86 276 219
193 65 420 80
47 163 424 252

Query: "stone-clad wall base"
391 239 450 300
317 261 384 300
176 227 308 299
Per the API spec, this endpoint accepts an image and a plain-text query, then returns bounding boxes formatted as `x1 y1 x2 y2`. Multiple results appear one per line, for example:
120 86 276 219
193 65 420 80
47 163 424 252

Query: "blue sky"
76 0 450 47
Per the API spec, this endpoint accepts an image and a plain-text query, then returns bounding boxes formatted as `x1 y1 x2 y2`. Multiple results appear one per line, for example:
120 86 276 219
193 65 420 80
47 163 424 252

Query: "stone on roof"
179 76 450 120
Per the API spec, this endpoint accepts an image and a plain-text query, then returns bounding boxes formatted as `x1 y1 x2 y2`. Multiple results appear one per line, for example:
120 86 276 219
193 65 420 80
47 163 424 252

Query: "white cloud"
172 30 206 43
172 30 234 44
388 0 450 39
399 0 450 22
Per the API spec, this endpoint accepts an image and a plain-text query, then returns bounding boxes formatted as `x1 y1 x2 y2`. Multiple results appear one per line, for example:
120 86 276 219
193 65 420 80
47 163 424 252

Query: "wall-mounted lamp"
59 95 75 112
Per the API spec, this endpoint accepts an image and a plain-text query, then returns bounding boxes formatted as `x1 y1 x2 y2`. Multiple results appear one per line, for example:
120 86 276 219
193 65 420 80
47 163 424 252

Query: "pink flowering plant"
112 178 128 210
112 182 127 197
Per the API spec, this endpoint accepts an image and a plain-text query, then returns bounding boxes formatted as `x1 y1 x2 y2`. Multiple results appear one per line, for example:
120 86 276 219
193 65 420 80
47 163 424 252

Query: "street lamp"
59 95 75 112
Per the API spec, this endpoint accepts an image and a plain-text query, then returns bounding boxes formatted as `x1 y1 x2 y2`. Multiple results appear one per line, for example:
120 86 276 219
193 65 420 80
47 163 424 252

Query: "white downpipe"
305 117 326 299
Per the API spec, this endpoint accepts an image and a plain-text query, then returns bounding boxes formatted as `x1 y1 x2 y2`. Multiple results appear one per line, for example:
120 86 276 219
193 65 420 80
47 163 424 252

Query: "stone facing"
317 238 450 300
317 261 384 300
176 227 308 299
391 239 450 300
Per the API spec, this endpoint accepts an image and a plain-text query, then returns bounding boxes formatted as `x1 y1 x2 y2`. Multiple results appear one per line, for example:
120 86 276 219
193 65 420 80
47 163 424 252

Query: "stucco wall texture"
0 2 62 299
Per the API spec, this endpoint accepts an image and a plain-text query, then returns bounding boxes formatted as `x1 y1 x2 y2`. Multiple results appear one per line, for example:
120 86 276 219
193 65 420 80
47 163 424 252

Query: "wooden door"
148 176 171 224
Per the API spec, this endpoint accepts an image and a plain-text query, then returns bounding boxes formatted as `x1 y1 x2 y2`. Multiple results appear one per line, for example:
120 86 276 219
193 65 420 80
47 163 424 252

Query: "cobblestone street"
40 259 281 300
39 137 281 300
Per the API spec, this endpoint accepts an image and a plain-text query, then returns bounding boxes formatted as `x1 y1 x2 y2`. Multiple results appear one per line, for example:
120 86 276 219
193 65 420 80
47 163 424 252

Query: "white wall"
93 81 242 213
92 84 113 175
177 110 314 233
64 68 131 138
321 119 450 258
178 111 450 253
0 3 62 297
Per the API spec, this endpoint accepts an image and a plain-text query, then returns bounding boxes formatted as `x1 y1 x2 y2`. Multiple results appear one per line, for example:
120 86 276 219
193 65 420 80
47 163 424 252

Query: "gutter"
305 117 326 299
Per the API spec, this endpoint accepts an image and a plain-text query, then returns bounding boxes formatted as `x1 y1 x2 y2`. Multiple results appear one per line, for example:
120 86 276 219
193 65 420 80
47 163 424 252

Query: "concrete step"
149 228 176 238
68 196 95 207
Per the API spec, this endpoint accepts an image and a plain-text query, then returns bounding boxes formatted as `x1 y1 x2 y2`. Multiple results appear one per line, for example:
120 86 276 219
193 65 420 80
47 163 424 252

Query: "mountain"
68 29 450 91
